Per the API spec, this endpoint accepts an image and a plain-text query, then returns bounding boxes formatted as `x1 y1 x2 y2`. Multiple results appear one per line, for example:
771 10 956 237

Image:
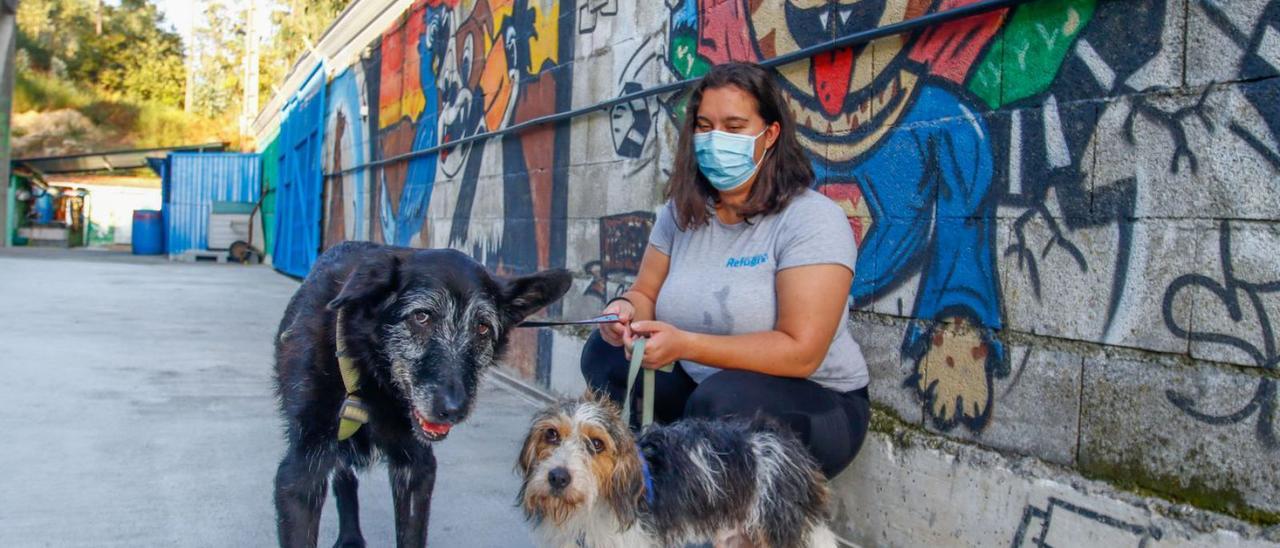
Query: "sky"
153 0 198 44
145 0 278 51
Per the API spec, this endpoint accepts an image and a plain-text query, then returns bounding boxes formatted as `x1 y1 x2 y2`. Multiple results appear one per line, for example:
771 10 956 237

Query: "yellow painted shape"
916 318 991 423
527 0 560 70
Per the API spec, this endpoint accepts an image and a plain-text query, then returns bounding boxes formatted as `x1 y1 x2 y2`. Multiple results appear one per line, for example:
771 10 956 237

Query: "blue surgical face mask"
693 128 769 192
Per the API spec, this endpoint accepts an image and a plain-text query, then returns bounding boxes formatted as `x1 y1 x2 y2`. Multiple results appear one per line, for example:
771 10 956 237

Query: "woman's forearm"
621 289 656 322
681 330 824 378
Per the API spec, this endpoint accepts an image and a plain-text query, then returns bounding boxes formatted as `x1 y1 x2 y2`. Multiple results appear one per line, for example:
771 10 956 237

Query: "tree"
189 0 246 119
16 0 187 107
258 0 349 110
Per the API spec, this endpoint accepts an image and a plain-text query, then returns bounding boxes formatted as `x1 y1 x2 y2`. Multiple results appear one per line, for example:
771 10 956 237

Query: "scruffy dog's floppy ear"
327 249 400 311
500 269 573 326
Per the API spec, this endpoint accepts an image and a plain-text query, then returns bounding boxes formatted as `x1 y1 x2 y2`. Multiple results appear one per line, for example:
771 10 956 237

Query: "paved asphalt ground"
0 248 540 547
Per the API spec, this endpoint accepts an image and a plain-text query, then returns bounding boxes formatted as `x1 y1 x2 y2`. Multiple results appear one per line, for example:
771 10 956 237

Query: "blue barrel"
131 210 165 255
35 192 55 223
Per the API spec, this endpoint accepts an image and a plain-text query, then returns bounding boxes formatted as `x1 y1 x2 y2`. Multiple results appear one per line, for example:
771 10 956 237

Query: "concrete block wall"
255 0 1280 544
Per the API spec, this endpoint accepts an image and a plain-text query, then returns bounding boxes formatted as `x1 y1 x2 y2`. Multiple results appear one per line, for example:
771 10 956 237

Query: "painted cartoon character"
661 0 1007 429
381 2 451 246
436 0 569 275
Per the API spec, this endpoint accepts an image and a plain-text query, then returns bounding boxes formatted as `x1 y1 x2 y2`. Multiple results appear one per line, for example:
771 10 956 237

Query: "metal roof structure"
11 142 227 175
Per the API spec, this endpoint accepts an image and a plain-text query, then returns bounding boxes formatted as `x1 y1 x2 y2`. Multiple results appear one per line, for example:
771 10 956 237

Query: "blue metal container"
273 65 326 278
163 153 262 256
131 209 165 255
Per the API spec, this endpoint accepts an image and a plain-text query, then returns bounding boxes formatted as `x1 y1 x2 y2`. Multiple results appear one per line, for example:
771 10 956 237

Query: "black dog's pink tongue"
420 419 451 436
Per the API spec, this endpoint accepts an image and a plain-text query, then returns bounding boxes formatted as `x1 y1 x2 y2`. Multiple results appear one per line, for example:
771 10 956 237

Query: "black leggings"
580 330 870 478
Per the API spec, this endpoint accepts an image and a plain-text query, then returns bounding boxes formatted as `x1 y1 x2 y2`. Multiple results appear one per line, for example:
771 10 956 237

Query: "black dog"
273 241 571 547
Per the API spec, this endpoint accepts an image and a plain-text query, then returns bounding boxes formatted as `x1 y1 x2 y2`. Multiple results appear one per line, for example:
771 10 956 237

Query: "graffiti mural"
1012 497 1163 546
322 67 370 248
306 0 579 384
582 211 656 301
1163 221 1279 450
294 0 1279 443
642 0 1020 430
605 0 1280 433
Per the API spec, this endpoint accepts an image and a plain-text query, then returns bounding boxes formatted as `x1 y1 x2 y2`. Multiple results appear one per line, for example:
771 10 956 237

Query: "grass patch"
14 71 94 112
14 70 235 152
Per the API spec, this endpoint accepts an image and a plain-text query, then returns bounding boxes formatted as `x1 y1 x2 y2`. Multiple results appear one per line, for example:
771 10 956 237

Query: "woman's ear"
764 121 781 149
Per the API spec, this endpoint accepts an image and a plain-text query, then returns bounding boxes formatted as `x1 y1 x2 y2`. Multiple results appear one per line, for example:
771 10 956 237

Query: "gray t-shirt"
649 189 869 392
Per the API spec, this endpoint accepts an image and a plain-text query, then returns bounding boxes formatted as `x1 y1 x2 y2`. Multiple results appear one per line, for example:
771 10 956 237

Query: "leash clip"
337 396 370 441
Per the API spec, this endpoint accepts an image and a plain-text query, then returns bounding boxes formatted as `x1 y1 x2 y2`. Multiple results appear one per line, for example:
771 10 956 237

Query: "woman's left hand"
626 320 689 369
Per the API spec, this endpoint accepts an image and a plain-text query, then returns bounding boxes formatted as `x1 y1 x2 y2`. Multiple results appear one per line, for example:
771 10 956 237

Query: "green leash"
621 338 673 428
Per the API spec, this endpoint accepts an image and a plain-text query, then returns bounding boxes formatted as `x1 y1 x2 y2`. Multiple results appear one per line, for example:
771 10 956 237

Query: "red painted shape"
812 47 854 117
380 24 405 125
908 0 1008 84
697 0 760 64
818 183 870 248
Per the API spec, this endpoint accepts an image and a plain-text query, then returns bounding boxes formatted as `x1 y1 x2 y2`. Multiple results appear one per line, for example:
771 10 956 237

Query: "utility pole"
184 51 195 114
95 0 102 35
241 0 259 144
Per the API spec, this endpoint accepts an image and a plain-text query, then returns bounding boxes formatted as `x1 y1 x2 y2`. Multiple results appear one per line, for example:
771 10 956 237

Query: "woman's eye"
544 428 560 444
413 311 431 325
589 438 605 453
476 323 491 336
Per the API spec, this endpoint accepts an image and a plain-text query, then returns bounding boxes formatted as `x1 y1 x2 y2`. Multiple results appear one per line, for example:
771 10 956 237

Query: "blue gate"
273 66 326 278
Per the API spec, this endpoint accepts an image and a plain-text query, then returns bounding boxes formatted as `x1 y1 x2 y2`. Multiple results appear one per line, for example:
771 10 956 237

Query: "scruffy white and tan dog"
516 393 837 548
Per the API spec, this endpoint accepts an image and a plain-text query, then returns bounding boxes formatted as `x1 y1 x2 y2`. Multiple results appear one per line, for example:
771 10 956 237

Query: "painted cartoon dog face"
517 396 644 526
329 247 571 444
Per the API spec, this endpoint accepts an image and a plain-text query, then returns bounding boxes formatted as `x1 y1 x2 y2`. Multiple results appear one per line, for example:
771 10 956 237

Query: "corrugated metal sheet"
273 65 326 278
165 153 262 256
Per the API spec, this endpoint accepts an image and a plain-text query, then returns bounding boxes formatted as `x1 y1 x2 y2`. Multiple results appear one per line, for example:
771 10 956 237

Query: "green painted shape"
967 0 1097 108
5 176 16 247
670 34 712 82
260 136 280 256
969 39 1004 109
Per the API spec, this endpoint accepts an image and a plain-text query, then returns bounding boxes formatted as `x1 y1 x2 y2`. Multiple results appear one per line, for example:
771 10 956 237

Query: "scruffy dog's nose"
548 467 571 491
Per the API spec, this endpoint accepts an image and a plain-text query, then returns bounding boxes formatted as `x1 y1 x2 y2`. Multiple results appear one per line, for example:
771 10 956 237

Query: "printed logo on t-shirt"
725 252 769 268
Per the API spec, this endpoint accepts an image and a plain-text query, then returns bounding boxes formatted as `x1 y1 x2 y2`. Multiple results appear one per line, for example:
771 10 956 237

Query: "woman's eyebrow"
723 116 750 124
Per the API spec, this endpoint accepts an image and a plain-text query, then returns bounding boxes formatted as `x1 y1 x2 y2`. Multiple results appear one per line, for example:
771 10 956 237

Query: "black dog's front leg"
388 447 437 547
332 466 365 547
275 447 333 548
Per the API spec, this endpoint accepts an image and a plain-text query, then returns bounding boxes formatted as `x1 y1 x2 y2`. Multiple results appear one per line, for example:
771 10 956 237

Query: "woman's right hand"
598 298 635 347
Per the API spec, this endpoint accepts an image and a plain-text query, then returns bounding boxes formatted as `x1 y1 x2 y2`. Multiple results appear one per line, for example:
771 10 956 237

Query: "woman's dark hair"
666 62 814 229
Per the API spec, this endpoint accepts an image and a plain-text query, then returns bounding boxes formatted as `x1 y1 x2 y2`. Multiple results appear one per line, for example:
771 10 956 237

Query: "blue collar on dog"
637 446 655 506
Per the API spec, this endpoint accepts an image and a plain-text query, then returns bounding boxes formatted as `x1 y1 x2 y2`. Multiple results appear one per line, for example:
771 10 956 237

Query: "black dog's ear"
500 269 573 326
327 250 400 311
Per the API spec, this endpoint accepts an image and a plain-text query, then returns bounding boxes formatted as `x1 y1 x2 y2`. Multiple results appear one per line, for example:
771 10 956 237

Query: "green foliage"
189 0 244 119
13 0 354 153
17 0 186 108
13 70 96 112
260 0 350 109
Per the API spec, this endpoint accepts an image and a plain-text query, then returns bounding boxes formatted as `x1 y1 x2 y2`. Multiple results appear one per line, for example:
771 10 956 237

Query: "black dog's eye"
476 323 490 336
589 438 605 454
544 428 560 445
412 311 431 325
